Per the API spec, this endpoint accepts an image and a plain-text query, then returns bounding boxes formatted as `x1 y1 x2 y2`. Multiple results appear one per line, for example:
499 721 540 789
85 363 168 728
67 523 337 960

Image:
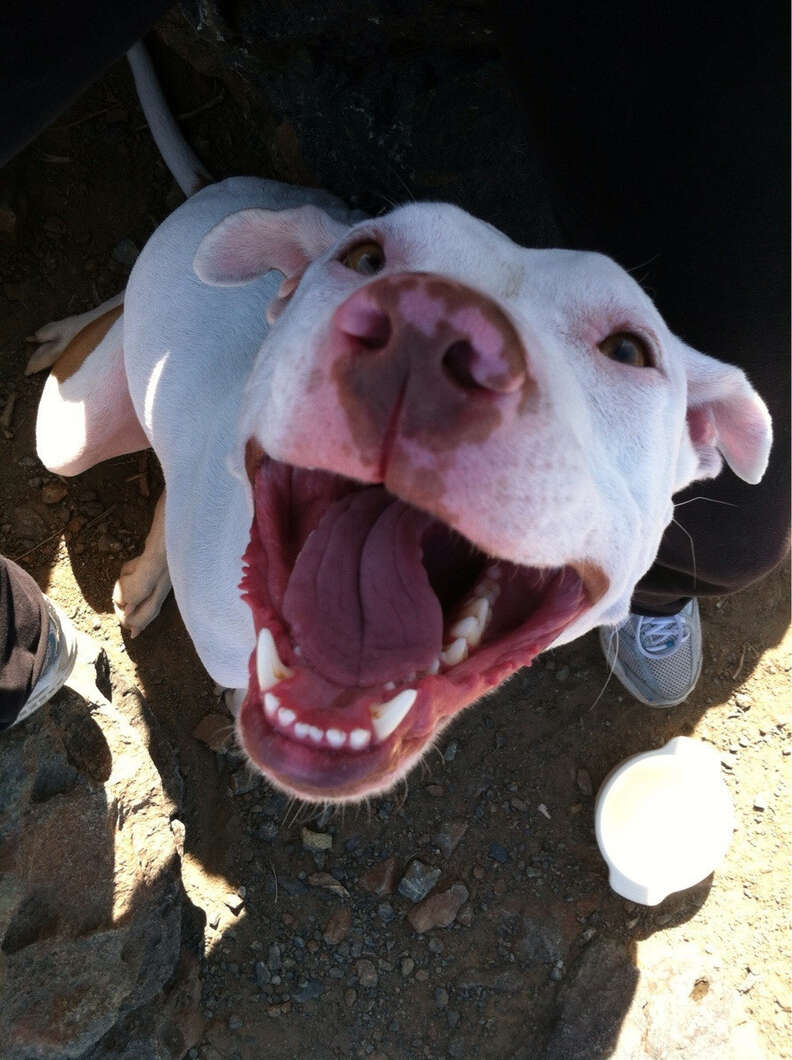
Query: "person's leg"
495 3 790 612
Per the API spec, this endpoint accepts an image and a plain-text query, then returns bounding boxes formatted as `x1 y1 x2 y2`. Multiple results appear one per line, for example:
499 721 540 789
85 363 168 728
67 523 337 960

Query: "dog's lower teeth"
277 706 296 726
370 688 417 742
327 729 346 748
349 729 371 750
264 692 280 718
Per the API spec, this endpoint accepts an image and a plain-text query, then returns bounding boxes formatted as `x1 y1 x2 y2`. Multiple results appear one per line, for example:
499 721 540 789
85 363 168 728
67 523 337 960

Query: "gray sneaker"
599 599 703 707
10 596 79 728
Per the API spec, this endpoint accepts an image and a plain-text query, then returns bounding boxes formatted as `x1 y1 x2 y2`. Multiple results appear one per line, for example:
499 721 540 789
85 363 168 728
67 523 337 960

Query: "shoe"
10 596 79 728
599 599 703 707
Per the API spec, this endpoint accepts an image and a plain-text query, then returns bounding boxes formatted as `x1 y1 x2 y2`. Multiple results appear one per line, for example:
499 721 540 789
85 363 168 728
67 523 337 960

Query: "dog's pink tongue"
283 489 442 686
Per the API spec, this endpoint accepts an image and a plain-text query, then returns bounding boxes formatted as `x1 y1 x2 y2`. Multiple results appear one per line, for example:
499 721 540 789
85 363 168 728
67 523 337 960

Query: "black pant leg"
0 557 49 729
495 2 790 608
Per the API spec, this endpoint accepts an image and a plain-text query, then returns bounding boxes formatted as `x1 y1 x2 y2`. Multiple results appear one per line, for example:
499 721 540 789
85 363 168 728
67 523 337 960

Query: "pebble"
443 741 458 762
268 943 282 972
345 988 357 1007
302 827 332 852
308 871 349 897
556 665 570 682
488 842 509 864
408 883 469 934
356 959 378 988
398 860 441 902
292 979 324 1002
359 856 399 895
324 907 352 945
753 793 768 811
224 893 245 915
435 986 449 1008
377 902 395 923
192 713 234 753
434 819 468 858
576 768 593 796
41 482 67 505
255 961 270 988
400 957 415 977
227 1014 242 1031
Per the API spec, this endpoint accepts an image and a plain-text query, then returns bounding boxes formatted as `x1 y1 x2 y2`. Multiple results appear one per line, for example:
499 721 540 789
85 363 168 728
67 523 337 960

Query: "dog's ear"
677 343 772 487
193 205 349 286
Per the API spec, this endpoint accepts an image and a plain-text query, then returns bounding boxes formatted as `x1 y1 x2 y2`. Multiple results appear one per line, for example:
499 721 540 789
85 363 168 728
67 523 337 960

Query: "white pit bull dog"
31 48 771 802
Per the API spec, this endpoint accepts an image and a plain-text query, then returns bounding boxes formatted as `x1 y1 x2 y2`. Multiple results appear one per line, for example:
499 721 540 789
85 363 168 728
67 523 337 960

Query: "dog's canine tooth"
440 637 468 668
349 728 371 750
264 692 280 718
326 729 347 748
256 627 294 690
370 689 417 742
277 706 296 727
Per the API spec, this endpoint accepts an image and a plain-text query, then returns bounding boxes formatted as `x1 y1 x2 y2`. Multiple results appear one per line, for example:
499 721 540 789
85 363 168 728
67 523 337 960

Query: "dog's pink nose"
332 273 528 394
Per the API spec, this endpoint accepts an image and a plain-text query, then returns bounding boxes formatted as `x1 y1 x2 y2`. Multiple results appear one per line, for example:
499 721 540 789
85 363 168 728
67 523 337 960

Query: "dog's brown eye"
340 241 386 276
598 332 653 368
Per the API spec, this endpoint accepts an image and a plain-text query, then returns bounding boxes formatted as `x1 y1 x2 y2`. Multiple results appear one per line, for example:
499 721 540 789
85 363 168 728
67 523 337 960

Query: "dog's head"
193 202 771 802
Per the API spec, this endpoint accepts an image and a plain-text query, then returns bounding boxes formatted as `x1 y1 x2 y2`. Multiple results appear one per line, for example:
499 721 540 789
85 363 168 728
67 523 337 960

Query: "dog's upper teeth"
370 688 417 743
256 627 294 691
264 692 280 718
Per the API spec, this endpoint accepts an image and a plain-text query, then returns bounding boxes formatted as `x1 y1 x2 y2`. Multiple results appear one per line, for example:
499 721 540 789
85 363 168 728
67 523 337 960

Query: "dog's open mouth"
237 449 597 800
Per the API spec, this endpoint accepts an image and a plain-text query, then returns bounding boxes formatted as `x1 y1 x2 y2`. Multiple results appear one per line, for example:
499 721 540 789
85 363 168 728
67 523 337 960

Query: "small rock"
434 819 468 858
556 665 570 682
292 979 324 1002
538 803 551 819
753 793 768 811
357 959 378 988
488 843 509 864
345 988 357 1007
255 961 270 988
576 768 593 796
735 692 752 709
228 1014 243 1031
224 893 245 915
302 827 332 852
359 856 399 895
268 943 282 972
208 911 221 929
426 783 445 797
377 902 395 923
169 818 186 857
435 987 449 1008
443 741 458 762
41 482 68 505
308 871 349 898
323 907 352 945
229 767 259 795
398 860 441 902
401 957 415 977
408 883 469 934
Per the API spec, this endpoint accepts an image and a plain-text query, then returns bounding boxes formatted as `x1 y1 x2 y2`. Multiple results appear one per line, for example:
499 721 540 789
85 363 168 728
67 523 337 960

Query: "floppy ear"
193 205 349 286
680 343 772 486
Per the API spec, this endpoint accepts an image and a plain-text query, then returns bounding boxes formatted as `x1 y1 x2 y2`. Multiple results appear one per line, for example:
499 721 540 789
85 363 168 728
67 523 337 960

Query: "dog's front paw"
25 316 85 375
113 555 172 637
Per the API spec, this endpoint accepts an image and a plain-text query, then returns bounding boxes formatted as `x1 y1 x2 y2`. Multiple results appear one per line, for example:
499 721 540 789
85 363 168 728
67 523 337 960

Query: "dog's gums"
237 451 596 801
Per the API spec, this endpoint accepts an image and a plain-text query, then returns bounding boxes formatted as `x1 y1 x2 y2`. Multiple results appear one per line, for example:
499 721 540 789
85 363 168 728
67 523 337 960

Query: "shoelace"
636 614 690 659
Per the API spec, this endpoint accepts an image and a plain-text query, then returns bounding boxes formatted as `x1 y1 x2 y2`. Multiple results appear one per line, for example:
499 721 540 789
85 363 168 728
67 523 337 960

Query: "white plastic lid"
595 736 734 906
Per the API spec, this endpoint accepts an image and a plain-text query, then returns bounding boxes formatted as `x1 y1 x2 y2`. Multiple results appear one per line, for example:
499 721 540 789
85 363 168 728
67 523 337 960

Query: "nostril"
442 340 489 391
336 301 392 350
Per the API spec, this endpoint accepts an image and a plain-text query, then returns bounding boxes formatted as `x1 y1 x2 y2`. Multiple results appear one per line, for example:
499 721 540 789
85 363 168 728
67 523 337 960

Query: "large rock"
0 682 201 1059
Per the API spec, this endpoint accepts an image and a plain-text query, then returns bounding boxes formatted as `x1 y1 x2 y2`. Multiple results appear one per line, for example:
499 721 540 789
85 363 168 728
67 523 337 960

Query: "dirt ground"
0 53 790 1060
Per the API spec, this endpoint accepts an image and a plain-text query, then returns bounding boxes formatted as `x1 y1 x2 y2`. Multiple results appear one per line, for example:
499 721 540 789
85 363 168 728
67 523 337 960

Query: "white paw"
112 555 172 637
25 315 85 374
